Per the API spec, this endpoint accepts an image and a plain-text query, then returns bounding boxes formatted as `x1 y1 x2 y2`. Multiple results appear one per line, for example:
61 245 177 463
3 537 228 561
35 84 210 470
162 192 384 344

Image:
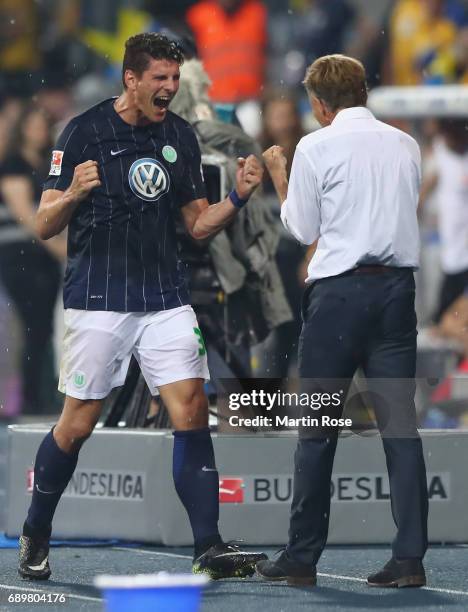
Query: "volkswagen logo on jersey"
128 158 170 202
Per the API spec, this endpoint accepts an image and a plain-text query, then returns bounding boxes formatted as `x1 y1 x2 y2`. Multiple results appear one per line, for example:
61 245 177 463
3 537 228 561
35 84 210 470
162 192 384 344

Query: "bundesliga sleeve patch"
49 150 64 176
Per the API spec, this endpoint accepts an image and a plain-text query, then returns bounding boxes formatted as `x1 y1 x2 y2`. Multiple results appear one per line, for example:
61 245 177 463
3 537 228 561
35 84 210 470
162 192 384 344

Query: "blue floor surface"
0 544 467 612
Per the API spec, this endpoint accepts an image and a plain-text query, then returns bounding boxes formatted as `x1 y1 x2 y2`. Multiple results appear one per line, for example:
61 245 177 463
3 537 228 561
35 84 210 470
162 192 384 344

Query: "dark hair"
438 118 468 153
122 33 185 88
260 88 304 152
303 54 368 111
9 102 54 156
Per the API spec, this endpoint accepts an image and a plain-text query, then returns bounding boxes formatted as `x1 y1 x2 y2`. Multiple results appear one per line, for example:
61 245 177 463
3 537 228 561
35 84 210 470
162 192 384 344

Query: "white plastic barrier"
6 425 467 545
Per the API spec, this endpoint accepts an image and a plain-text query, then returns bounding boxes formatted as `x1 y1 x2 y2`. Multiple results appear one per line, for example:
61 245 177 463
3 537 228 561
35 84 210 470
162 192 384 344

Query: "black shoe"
256 550 317 586
193 542 267 580
18 533 51 580
367 557 426 588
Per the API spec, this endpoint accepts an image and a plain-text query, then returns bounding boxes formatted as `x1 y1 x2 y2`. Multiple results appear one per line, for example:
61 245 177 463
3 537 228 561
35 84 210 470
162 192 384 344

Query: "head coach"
257 54 428 588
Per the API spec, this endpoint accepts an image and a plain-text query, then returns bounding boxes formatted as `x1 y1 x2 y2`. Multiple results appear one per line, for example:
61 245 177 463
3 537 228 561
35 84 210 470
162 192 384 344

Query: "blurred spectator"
260 89 304 194
292 0 356 63
438 291 468 355
0 104 66 415
186 0 267 103
0 0 42 98
0 98 23 163
144 0 196 33
35 86 76 127
455 25 468 80
388 0 468 85
80 0 153 76
268 0 377 89
257 89 306 375
419 119 468 322
349 0 394 87
0 0 101 106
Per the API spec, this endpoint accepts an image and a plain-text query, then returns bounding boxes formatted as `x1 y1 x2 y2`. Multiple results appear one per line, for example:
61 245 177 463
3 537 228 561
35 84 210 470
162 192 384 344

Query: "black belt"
329 265 411 280
347 265 396 276
305 266 412 300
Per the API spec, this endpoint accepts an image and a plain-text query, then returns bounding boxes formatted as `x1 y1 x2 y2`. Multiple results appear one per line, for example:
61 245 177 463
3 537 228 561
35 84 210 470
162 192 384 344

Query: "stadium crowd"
1 0 468 426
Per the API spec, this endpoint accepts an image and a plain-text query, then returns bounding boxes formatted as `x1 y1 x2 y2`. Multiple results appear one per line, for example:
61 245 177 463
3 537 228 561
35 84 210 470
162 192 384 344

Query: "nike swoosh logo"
28 556 49 571
111 148 128 156
36 484 59 495
208 552 250 558
201 466 217 472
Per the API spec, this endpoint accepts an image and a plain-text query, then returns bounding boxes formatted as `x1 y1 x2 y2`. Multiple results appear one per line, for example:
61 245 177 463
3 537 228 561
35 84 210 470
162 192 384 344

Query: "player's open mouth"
153 96 171 109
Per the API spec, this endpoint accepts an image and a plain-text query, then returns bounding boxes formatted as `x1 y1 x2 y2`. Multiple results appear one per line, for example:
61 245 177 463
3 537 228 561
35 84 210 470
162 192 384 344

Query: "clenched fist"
68 160 101 202
235 154 263 200
262 145 287 179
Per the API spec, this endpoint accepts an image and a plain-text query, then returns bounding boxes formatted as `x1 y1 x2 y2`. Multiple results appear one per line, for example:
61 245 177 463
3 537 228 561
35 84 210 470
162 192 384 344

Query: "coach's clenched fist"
235 154 263 199
262 145 289 203
69 160 101 202
262 145 287 179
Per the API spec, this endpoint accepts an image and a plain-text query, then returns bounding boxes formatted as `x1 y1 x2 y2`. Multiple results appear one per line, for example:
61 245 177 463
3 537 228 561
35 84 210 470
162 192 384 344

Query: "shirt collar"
332 106 374 125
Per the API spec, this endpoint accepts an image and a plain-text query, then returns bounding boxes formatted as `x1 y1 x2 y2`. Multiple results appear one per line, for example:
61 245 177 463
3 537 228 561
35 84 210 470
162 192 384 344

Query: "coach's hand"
235 155 263 199
262 145 287 179
68 161 101 202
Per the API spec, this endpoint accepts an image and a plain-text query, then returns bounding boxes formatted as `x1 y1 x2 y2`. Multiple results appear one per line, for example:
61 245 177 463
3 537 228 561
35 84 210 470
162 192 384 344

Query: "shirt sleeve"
177 126 206 207
43 120 87 192
281 147 321 245
407 135 422 193
415 142 422 190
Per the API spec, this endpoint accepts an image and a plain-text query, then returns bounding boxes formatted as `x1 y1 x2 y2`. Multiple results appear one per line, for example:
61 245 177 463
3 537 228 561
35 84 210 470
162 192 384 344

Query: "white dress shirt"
432 137 468 274
281 107 421 283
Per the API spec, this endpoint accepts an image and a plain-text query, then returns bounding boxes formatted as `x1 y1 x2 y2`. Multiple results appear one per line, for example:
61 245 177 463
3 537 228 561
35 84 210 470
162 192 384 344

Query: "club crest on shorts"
128 157 170 202
72 371 86 388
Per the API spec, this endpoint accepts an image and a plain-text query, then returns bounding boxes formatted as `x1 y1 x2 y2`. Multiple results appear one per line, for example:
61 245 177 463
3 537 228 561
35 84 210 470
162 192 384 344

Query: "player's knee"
55 418 96 453
175 391 208 428
188 390 209 414
68 421 95 444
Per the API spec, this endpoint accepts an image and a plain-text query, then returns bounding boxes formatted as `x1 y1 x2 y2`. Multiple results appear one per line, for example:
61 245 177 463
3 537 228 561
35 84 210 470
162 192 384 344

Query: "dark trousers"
0 242 61 414
288 269 428 566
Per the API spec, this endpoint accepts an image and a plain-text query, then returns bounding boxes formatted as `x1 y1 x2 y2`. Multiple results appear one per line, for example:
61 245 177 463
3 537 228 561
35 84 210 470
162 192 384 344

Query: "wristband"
229 189 249 209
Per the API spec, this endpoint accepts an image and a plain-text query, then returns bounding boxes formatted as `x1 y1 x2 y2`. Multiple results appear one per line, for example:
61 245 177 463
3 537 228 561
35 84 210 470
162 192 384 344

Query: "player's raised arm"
36 161 101 240
181 154 263 240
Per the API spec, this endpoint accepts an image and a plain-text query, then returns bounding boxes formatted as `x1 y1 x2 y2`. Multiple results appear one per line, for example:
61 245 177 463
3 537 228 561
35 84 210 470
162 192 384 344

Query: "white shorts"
58 305 210 400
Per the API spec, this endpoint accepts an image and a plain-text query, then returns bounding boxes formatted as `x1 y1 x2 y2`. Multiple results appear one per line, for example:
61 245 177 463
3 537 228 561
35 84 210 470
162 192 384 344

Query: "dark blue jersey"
43 98 206 312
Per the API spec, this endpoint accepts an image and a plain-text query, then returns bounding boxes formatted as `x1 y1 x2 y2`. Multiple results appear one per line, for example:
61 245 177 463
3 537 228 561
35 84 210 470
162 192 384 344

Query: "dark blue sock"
25 429 79 536
173 428 222 556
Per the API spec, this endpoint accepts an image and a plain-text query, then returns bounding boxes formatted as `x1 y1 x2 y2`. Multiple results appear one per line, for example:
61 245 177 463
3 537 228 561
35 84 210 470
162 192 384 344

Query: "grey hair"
170 59 215 123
